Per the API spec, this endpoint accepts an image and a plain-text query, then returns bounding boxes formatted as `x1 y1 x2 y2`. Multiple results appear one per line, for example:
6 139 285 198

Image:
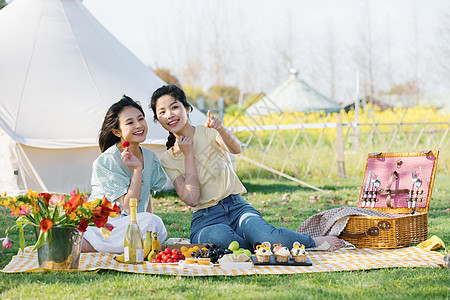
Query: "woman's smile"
168 119 179 127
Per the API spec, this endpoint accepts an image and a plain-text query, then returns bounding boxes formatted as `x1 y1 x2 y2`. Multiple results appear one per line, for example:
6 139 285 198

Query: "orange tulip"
40 219 54 233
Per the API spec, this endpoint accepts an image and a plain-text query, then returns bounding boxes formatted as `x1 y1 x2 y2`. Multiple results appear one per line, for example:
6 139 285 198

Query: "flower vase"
35 226 83 270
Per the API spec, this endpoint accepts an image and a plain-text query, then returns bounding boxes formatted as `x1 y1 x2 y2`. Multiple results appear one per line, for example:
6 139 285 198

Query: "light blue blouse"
89 145 167 213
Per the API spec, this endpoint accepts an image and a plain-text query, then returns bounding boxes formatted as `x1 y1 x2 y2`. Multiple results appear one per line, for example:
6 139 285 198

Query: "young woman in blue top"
82 96 168 253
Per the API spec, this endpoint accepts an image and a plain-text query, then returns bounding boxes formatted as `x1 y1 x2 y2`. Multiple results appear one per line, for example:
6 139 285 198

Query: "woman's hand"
204 110 241 154
204 110 223 130
121 147 143 172
177 135 194 157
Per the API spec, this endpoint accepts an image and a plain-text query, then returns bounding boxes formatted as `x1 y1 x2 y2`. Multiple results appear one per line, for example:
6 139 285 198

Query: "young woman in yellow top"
150 85 343 251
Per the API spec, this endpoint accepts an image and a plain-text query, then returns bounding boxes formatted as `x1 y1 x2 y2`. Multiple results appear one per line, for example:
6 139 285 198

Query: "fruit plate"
219 261 253 270
251 255 313 266
178 260 215 269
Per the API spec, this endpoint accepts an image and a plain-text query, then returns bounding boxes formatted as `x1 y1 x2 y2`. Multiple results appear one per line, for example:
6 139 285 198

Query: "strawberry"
122 141 130 148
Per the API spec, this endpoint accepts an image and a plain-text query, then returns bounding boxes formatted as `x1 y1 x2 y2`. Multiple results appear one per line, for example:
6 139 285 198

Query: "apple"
228 241 239 251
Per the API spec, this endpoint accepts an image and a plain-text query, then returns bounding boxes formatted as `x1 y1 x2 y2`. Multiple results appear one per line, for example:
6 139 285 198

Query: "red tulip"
91 215 109 228
39 193 53 205
77 218 88 232
40 219 54 233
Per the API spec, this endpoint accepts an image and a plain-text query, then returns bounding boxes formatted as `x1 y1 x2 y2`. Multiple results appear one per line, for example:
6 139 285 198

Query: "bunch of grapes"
191 244 234 264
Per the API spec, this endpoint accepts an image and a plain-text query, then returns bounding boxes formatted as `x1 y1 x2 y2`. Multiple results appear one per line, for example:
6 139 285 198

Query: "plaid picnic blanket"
2 246 444 276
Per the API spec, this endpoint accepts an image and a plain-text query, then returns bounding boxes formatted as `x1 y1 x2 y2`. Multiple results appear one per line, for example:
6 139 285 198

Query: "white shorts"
83 212 168 253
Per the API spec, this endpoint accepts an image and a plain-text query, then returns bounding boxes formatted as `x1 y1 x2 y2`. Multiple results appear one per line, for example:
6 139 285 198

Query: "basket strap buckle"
378 221 391 230
340 226 380 238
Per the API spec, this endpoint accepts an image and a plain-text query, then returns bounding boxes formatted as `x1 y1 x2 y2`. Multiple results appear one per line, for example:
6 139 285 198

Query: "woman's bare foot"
312 236 345 249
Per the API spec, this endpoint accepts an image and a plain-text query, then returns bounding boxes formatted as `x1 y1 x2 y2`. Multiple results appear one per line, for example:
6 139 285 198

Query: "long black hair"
150 85 193 149
98 95 145 152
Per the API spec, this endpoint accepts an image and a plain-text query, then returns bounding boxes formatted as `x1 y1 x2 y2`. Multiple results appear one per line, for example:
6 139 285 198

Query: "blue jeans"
190 194 315 250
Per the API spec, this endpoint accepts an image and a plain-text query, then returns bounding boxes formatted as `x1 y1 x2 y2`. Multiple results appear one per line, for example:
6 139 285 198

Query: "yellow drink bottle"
124 198 144 264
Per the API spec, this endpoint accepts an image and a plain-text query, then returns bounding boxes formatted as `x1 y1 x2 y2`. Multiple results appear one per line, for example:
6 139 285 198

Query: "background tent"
0 0 207 194
246 69 341 117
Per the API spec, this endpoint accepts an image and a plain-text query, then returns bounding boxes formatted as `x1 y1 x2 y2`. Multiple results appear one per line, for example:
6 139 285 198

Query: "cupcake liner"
292 255 307 263
256 254 271 263
275 254 289 263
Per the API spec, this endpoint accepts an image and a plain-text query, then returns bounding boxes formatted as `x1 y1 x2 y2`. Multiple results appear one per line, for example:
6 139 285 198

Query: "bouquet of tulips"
0 189 121 252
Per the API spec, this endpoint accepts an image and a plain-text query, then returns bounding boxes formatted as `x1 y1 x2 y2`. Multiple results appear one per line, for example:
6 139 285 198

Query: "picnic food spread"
115 239 312 268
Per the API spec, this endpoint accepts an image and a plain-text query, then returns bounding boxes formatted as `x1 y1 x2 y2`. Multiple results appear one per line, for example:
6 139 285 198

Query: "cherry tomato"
172 249 179 255
156 259 162 263
167 258 173 263
157 253 163 260
151 259 158 263
164 248 172 255
172 254 178 260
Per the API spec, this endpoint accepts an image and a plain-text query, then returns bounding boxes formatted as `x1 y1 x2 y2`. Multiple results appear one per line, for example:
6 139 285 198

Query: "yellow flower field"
225 105 450 180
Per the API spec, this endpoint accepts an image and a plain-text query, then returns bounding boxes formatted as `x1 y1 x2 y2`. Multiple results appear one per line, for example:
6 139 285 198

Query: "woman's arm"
146 193 153 213
116 166 143 213
117 147 143 213
173 136 200 207
205 110 241 154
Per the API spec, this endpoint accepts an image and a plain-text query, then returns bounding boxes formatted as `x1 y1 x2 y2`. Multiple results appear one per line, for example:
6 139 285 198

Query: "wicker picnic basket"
339 151 439 249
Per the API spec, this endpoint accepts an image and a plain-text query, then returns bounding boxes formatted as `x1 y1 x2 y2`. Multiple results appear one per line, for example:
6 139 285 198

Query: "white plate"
178 260 214 268
219 261 253 269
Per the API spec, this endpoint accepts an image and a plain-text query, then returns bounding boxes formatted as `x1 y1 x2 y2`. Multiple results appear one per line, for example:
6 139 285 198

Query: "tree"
0 0 7 10
207 85 240 107
183 84 205 107
152 68 181 87
435 4 450 89
352 0 380 97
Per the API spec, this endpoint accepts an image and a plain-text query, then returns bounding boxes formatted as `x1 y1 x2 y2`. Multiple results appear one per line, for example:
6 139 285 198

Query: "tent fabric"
0 0 207 194
246 69 341 117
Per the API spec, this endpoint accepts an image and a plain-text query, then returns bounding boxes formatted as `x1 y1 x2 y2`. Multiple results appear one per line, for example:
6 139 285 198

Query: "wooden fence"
225 107 450 190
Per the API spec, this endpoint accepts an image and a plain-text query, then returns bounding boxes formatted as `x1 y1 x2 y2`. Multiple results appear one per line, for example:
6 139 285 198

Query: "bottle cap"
129 198 138 206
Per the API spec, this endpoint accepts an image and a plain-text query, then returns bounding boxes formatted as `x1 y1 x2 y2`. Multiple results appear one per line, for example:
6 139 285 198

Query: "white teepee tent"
246 69 341 117
0 0 206 194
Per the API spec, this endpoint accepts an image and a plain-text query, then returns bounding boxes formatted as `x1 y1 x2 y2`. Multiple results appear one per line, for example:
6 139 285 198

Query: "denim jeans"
190 194 315 250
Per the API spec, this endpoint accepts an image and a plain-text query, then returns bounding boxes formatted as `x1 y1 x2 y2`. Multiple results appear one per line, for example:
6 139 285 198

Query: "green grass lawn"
1 176 449 299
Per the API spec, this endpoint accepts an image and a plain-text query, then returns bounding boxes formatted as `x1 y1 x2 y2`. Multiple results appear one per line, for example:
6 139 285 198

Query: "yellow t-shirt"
160 126 246 212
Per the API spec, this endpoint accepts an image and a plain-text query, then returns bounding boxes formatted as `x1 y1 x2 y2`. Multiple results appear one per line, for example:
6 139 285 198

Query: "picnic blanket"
2 246 444 276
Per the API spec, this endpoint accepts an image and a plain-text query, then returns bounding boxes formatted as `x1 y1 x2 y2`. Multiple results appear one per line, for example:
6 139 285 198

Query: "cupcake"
255 247 272 263
291 244 307 263
274 246 290 263
197 258 211 265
